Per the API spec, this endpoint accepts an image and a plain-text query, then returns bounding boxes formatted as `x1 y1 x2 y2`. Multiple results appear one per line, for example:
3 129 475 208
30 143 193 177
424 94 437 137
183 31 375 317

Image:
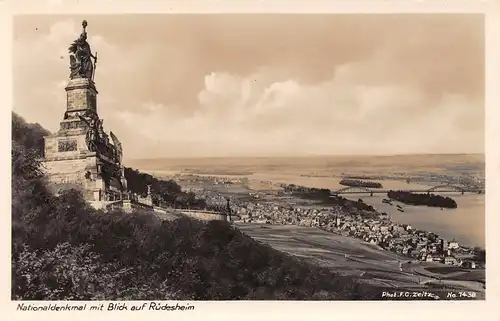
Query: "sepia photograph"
11 12 487 304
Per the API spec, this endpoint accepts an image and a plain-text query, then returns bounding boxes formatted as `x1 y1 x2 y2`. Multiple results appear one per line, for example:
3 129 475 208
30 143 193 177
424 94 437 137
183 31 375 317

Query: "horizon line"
126 152 485 162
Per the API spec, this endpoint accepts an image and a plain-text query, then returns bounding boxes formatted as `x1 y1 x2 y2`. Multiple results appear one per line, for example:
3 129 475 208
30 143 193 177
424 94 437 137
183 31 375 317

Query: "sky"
13 14 485 160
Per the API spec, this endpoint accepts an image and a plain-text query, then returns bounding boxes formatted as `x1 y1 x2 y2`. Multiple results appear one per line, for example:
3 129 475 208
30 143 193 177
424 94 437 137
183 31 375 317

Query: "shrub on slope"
11 112 381 300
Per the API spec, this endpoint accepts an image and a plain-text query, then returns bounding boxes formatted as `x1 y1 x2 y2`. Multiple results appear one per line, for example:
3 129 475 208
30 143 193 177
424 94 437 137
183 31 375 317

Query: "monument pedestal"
43 77 125 203
43 150 123 202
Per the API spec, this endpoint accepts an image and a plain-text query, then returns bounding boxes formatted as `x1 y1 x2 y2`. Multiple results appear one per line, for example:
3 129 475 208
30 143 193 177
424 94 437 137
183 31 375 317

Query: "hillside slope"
11 112 381 300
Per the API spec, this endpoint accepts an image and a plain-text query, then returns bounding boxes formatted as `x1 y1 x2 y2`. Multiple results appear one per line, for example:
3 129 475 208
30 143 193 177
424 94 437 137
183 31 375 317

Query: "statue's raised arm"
68 20 97 80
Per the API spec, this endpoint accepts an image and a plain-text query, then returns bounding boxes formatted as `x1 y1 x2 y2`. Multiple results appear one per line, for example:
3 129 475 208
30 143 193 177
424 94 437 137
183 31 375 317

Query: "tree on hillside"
12 112 50 156
473 247 486 264
11 141 55 254
123 167 206 209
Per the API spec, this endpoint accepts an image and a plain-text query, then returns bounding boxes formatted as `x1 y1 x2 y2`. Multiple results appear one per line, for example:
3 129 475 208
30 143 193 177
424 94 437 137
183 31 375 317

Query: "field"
236 223 485 298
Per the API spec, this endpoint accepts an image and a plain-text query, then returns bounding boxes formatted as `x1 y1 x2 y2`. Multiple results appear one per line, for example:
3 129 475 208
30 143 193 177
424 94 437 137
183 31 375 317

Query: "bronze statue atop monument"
68 20 98 80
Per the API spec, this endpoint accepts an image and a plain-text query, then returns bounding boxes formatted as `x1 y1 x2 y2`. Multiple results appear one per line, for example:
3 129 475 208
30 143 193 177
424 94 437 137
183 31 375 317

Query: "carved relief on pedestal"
57 139 78 152
60 121 85 131
76 114 124 168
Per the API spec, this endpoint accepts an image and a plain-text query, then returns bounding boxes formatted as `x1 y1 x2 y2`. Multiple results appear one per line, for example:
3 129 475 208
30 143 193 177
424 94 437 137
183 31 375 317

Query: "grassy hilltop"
11 112 382 300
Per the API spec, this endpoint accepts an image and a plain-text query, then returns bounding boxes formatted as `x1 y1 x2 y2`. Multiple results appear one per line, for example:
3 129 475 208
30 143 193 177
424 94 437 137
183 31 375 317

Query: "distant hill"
127 153 484 177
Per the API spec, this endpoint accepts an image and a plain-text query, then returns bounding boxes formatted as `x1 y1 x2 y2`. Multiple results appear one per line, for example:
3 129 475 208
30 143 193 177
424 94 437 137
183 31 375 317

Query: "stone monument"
43 20 127 206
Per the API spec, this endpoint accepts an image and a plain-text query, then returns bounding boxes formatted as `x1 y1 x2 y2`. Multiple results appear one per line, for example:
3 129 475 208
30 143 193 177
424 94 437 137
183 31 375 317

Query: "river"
247 173 485 248
138 155 485 248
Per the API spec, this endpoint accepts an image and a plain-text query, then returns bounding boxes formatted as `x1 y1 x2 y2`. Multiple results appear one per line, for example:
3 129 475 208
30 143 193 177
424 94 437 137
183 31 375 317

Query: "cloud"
13 15 484 159
117 67 483 158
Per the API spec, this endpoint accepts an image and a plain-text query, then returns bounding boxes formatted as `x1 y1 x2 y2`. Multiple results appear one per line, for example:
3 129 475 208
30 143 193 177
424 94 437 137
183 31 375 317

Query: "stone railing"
119 199 153 213
93 200 229 222
180 209 228 221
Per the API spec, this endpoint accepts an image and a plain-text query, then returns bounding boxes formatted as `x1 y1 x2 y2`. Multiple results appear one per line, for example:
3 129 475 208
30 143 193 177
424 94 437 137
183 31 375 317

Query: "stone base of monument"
43 76 125 205
42 150 123 203
43 70 125 206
